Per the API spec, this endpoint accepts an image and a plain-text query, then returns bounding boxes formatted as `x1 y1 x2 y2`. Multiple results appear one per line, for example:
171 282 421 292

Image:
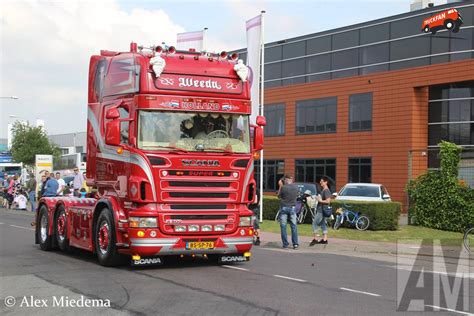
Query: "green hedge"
262 196 401 230
406 141 474 233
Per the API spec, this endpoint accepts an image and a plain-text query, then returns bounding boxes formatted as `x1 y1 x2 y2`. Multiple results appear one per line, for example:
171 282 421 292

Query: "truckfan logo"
421 8 463 34
182 159 220 167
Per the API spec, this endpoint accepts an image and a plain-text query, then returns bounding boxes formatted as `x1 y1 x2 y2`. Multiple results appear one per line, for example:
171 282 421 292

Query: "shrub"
406 141 474 232
262 196 401 230
330 200 401 230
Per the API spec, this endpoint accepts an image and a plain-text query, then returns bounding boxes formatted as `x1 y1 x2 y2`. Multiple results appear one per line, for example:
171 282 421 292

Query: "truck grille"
170 204 227 210
169 181 230 188
169 192 229 198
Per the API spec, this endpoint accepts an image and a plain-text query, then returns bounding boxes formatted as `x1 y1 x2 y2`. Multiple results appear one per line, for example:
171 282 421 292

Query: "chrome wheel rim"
40 213 48 242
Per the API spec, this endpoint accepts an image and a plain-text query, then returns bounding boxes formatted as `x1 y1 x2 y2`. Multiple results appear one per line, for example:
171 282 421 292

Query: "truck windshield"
138 111 251 153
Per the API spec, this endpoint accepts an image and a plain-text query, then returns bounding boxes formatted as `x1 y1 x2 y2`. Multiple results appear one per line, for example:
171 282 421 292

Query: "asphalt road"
0 209 472 316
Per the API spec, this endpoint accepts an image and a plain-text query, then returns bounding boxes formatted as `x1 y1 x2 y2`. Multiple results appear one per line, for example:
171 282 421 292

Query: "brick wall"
263 59 474 208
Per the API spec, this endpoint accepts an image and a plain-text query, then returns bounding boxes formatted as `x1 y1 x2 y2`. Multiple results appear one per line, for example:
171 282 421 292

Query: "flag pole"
203 27 208 52
259 10 265 223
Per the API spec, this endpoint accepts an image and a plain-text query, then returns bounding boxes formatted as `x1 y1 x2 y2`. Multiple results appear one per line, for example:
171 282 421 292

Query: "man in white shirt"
55 172 66 196
14 193 27 210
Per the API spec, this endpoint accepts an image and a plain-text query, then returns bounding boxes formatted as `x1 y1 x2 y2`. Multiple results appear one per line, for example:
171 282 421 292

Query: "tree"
10 121 60 166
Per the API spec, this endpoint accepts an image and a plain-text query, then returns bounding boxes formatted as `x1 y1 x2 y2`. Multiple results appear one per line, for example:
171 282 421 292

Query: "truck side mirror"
256 115 266 126
254 126 264 151
105 119 121 146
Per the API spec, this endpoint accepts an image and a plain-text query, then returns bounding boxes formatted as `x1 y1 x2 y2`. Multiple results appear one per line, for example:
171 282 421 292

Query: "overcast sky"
0 0 448 138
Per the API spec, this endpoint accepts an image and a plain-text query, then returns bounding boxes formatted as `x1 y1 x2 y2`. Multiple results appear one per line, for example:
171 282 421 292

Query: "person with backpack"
310 176 332 246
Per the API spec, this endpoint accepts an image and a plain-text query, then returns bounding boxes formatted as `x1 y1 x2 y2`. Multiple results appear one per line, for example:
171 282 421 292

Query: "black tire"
37 205 52 250
444 19 454 30
452 26 460 33
355 215 370 231
333 214 343 230
55 205 69 251
94 208 122 266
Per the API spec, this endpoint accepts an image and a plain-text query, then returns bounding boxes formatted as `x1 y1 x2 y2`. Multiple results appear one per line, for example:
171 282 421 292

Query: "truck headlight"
214 224 225 231
129 217 157 228
201 225 212 232
188 225 199 232
239 216 252 227
174 225 186 232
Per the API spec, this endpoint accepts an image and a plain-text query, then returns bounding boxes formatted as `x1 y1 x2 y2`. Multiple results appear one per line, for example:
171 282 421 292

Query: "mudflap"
218 254 250 264
130 256 164 267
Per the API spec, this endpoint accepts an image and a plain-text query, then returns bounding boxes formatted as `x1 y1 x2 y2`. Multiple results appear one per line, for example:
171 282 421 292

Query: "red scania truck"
35 42 266 266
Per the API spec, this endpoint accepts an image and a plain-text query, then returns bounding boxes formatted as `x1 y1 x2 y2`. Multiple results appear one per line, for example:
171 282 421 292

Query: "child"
13 191 28 210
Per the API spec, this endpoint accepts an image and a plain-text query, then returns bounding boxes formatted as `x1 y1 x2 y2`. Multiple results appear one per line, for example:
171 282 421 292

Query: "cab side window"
119 107 129 144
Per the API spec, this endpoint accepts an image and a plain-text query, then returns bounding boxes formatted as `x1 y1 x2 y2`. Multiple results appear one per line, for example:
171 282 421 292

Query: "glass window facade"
348 158 372 183
296 97 337 134
349 93 373 131
428 81 474 168
245 4 474 88
254 160 285 192
264 103 285 136
295 159 337 192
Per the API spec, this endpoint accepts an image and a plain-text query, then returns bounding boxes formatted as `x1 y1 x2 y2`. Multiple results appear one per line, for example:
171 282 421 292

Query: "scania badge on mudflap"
131 257 163 266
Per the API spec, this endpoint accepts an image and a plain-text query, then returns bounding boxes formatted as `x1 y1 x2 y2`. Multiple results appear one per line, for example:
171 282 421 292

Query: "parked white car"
334 183 391 202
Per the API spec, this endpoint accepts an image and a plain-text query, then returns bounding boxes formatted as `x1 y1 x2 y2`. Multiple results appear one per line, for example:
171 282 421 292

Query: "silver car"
335 183 391 202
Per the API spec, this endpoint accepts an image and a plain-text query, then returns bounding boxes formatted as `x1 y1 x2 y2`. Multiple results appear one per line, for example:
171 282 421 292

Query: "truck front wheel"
37 205 52 251
94 208 122 266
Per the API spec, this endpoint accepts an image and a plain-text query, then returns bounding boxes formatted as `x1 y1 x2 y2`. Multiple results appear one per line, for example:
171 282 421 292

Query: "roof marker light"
230 53 239 61
220 51 228 59
155 46 163 53
168 46 176 54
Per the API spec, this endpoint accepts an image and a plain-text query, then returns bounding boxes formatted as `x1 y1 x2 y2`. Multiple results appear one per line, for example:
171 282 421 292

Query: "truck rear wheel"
55 206 69 251
37 205 52 251
94 208 122 266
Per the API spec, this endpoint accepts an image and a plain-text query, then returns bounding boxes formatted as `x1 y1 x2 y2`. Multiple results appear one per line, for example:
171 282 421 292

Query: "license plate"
186 242 214 249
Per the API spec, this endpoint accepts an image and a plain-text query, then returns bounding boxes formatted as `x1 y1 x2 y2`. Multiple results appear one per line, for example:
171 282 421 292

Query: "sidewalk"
258 231 469 263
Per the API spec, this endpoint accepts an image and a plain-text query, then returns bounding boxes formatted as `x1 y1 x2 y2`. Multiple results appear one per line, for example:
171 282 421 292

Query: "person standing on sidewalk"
72 167 84 197
249 189 261 246
55 172 65 196
26 173 37 212
278 175 299 249
310 176 332 246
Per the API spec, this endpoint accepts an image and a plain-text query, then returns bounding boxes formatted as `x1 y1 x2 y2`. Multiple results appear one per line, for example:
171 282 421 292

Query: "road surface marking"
425 305 472 315
0 222 4 225
273 275 307 283
409 246 421 249
9 224 35 231
221 265 249 271
396 266 474 279
340 287 381 297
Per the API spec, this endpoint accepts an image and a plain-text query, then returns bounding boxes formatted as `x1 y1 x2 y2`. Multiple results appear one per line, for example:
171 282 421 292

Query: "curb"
0 208 36 217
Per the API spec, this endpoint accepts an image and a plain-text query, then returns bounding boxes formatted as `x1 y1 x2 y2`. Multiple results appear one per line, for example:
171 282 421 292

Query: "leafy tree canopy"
10 122 60 166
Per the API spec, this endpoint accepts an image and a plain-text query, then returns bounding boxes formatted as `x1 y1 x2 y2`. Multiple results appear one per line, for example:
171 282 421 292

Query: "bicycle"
333 205 370 231
274 194 317 224
463 225 473 253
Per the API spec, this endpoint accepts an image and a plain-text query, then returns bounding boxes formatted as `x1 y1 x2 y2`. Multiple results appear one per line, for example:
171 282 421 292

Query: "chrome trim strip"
88 108 157 200
130 238 179 246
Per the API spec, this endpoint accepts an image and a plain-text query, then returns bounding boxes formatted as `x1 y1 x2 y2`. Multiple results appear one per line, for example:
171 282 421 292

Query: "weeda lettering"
179 77 222 90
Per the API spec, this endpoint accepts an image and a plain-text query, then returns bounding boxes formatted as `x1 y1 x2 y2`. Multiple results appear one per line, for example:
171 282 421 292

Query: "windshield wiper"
145 145 189 153
201 147 233 155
